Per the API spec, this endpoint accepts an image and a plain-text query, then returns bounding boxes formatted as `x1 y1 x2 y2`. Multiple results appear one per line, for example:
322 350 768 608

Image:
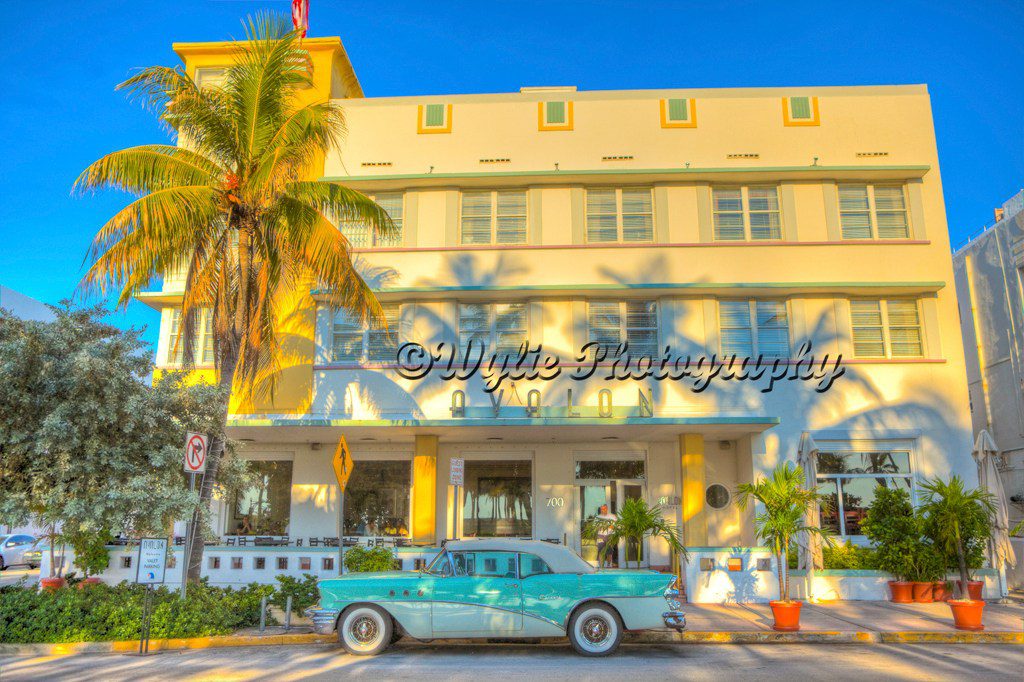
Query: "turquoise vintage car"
308 538 685 656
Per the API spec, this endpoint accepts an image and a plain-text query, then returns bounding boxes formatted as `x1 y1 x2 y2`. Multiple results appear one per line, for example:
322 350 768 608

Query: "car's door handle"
506 583 519 589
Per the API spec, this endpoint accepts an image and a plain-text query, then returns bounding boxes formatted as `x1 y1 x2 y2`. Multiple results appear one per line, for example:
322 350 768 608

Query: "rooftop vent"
602 155 634 162
856 151 889 157
727 153 760 160
520 86 577 93
361 161 393 167
480 158 511 164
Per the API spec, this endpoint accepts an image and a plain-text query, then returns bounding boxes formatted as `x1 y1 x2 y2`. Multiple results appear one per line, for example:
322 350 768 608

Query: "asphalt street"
0 567 37 588
2 641 1021 681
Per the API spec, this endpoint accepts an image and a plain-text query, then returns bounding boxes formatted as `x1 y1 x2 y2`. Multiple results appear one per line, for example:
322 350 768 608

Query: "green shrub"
822 541 878 570
343 546 397 573
67 530 113 577
272 573 320 612
0 580 275 644
859 486 921 581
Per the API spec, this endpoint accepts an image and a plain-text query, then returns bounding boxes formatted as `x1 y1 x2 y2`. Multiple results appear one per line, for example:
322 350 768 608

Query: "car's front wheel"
567 602 623 656
338 604 393 656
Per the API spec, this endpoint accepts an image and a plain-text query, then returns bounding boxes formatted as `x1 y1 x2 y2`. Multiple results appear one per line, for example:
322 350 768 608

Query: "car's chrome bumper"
662 610 686 631
305 607 340 635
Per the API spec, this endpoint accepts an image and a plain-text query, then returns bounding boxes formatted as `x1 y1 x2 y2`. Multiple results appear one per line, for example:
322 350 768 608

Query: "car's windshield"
423 550 451 576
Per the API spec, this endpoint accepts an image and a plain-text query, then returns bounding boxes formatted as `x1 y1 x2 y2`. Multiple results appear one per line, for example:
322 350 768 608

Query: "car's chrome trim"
306 607 340 635
662 610 686 631
390 599 565 631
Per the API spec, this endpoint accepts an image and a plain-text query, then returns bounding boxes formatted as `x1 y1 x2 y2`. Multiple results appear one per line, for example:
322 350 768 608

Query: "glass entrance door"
575 459 646 568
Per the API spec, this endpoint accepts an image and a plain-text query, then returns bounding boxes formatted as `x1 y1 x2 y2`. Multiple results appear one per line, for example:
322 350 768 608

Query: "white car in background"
0 534 39 570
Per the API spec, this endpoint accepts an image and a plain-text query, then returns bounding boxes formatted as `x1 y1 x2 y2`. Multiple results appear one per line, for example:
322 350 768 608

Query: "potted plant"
36 516 67 591
859 485 918 603
908 542 945 603
737 462 828 631
583 498 686 569
67 528 112 587
919 476 996 630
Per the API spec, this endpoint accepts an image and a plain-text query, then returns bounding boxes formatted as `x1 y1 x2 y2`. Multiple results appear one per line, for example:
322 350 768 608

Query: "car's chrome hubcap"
582 616 610 645
351 616 379 644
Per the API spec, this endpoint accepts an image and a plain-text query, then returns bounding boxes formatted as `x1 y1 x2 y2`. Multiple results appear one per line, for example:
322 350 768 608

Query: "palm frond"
73 145 224 196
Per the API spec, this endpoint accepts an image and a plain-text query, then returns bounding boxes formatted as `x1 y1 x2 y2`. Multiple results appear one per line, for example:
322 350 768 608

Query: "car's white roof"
443 539 595 574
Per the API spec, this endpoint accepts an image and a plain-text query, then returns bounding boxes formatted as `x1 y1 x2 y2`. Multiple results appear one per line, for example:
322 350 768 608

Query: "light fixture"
360 437 377 442
487 437 503 441
602 436 619 441
310 442 322 451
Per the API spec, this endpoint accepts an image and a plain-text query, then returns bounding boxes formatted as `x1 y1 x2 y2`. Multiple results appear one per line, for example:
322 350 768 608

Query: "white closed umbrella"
797 432 824 601
972 429 1016 601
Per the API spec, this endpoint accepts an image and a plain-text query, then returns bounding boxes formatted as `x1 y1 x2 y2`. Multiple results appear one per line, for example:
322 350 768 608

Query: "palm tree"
74 14 396 581
918 476 996 599
583 498 686 569
736 463 830 603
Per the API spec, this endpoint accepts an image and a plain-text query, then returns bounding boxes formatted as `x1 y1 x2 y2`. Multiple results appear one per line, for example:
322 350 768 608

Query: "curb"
1 630 1020 656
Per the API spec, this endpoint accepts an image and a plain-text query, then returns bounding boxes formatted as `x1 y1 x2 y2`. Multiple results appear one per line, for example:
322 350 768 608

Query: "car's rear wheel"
338 604 393 656
567 603 622 656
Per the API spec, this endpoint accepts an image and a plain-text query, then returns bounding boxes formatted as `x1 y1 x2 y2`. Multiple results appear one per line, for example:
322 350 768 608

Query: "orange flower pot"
39 577 66 591
888 580 914 603
948 599 985 631
911 581 933 603
932 581 951 602
956 580 984 601
77 577 103 589
769 600 802 632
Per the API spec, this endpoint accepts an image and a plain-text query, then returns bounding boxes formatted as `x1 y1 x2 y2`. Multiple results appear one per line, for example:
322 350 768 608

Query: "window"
587 300 659 357
209 557 221 569
782 96 820 126
231 461 293 535
231 557 243 570
586 188 654 243
705 484 731 510
460 190 527 245
450 551 518 577
120 556 132 569
276 557 288 570
462 460 533 537
331 304 402 363
519 553 553 578
194 67 226 90
417 103 452 133
575 460 646 480
322 557 334 571
254 557 266 570
342 460 411 538
165 308 214 366
718 300 790 358
299 557 311 571
850 299 923 358
458 303 527 357
660 98 697 128
838 185 910 239
341 192 404 247
712 187 782 240
539 101 573 131
816 451 913 536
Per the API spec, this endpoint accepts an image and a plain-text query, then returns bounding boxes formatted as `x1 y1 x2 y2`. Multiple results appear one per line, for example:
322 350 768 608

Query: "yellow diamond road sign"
332 436 354 493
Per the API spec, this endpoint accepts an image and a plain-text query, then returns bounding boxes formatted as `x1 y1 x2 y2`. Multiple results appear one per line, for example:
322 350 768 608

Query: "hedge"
0 580 276 644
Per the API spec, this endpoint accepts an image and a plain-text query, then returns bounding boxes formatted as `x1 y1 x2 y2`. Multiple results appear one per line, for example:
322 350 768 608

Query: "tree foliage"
0 304 229 544
583 497 686 569
918 476 995 597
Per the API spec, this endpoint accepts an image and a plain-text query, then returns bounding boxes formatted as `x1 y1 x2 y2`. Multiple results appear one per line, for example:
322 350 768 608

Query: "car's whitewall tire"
339 604 393 656
568 603 623 656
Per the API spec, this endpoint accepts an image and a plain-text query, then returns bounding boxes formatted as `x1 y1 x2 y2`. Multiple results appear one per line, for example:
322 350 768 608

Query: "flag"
292 0 309 38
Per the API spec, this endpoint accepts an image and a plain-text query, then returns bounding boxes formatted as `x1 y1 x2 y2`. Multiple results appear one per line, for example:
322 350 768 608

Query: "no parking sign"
184 432 208 474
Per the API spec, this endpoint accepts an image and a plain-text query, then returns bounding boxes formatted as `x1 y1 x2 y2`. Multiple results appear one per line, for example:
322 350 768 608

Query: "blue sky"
1 1 1022 349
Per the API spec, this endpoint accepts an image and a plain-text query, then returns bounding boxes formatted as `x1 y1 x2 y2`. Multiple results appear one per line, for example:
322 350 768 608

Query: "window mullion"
880 300 892 358
867 185 878 239
616 189 624 242
836 479 847 536
741 186 751 241
491 191 498 243
749 300 759 357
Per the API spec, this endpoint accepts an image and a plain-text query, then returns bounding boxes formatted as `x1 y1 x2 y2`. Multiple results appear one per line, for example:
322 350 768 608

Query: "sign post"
332 436 354 575
135 537 168 655
181 432 208 600
449 457 464 540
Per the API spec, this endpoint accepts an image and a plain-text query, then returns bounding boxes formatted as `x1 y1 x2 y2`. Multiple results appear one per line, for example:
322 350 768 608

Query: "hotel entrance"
574 458 646 567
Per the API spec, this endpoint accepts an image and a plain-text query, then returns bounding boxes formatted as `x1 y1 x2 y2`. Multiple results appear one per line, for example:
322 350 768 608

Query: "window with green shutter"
789 97 812 119
667 98 689 122
424 103 445 127
585 188 653 243
545 101 566 125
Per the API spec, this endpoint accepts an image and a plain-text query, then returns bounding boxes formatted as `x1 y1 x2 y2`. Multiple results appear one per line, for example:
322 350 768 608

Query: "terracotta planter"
911 581 933 603
948 599 985 631
932 581 951 602
39 577 66 591
956 580 984 601
769 600 802 632
77 577 103 589
888 580 914 603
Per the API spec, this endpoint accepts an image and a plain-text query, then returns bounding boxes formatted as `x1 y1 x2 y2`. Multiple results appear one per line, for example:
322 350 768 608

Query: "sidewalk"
675 599 1024 638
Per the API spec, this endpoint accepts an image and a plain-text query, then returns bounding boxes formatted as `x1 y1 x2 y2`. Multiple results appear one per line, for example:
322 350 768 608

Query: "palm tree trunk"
184 346 239 584
955 533 971 600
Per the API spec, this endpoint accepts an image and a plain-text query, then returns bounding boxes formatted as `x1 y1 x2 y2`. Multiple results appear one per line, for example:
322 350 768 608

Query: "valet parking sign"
184 432 208 474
